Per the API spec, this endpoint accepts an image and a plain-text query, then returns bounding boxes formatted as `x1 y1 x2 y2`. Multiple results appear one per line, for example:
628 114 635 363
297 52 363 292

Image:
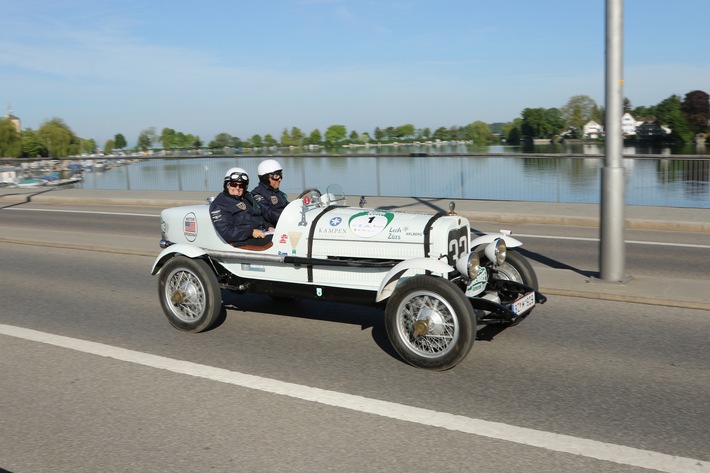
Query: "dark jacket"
209 191 270 243
252 181 289 227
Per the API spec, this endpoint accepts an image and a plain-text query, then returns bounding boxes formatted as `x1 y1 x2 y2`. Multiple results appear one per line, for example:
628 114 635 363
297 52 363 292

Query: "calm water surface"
79 147 710 208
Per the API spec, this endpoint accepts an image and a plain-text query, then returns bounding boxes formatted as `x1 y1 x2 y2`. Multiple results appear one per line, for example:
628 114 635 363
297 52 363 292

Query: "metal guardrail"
7 153 710 208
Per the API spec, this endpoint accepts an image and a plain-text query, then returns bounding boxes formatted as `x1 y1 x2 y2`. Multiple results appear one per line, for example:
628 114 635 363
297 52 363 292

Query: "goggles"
228 181 246 188
227 172 249 183
269 171 283 180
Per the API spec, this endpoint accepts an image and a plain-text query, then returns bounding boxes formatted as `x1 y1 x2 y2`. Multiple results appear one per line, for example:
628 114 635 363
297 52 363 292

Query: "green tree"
432 126 450 141
209 132 236 149
290 127 305 147
656 95 693 142
623 98 633 113
681 90 709 134
306 129 322 145
21 129 45 157
521 108 565 138
280 127 305 147
249 134 263 148
632 105 656 119
373 127 385 141
160 128 176 150
561 95 598 134
324 124 347 146
469 120 492 145
264 134 278 147
104 139 115 154
280 128 292 146
114 133 127 149
136 127 157 151
82 138 97 154
394 124 416 140
503 118 524 145
37 118 77 157
590 105 604 125
0 118 22 157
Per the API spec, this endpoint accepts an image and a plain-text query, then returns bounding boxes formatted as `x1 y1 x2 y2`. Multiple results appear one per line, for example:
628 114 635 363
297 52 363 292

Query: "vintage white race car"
151 184 546 370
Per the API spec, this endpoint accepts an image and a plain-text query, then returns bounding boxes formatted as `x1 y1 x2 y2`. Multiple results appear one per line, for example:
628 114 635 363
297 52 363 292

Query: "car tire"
492 249 539 325
493 249 538 290
385 276 476 370
158 256 224 333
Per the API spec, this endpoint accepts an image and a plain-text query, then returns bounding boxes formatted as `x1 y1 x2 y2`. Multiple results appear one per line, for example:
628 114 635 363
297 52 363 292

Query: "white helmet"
257 159 282 183
223 167 249 189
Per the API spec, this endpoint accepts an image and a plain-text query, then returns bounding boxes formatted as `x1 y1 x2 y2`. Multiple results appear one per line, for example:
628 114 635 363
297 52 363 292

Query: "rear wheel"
158 256 223 332
385 276 476 370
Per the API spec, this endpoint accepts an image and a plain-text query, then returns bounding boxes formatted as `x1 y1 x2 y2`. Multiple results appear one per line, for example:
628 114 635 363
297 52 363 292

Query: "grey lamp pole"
600 0 628 282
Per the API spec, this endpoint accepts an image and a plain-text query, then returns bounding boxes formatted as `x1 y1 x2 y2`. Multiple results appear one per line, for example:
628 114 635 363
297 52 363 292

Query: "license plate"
511 291 536 315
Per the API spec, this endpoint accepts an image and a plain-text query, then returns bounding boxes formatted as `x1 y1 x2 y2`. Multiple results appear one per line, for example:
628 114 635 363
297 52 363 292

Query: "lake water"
78 147 710 208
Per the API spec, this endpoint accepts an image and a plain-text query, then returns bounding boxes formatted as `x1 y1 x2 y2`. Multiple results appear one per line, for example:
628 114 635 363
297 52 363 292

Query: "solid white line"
9 208 708 249
516 233 710 249
6 207 159 217
1 323 707 473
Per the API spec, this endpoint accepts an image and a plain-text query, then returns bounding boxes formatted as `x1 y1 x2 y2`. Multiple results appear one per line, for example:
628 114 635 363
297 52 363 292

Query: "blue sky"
2 0 709 146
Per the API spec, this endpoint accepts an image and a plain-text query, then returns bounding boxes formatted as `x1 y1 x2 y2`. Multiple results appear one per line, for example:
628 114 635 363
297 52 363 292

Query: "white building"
583 120 604 139
621 112 637 136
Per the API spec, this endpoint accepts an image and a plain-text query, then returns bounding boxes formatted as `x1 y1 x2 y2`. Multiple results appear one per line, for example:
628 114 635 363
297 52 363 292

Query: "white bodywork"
152 186 474 302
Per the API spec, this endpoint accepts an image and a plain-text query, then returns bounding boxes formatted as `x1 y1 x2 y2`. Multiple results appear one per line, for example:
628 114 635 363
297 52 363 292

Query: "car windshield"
324 184 346 206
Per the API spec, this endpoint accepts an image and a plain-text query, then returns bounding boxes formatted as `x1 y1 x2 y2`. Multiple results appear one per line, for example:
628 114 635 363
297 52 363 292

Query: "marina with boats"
0 157 134 188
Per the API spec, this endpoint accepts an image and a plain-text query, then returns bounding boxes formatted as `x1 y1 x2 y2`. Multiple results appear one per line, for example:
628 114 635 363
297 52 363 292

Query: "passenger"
252 159 289 227
210 167 273 247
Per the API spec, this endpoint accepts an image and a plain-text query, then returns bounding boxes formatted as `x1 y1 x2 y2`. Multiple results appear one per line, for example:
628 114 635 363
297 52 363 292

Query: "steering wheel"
297 188 322 199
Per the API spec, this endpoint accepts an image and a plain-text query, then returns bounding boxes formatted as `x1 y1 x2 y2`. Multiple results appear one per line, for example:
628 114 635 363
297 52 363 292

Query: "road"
1 204 709 472
3 200 710 279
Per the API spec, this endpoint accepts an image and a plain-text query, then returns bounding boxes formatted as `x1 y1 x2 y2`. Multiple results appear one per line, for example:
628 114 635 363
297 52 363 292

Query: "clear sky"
2 0 709 147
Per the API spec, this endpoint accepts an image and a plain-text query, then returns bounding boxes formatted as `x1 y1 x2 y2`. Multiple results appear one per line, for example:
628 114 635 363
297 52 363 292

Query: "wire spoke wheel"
166 268 208 322
385 276 475 370
158 256 223 333
397 291 458 357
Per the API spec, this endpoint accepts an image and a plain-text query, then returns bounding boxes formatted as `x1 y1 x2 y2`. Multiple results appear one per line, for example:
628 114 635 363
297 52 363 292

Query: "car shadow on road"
220 291 402 361
219 290 516 363
470 228 598 278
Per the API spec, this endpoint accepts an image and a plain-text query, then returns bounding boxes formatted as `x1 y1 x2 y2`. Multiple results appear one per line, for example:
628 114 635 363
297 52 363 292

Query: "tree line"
1 90 708 158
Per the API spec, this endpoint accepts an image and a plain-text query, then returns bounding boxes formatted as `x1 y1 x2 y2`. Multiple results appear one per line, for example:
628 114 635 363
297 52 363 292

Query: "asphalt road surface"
1 205 709 472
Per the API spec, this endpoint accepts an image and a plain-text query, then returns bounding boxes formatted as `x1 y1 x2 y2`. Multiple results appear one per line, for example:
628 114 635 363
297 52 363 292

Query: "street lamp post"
599 0 629 282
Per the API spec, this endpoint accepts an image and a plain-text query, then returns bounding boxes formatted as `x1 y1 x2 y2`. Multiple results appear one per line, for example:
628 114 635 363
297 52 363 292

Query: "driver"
252 159 289 227
210 167 273 247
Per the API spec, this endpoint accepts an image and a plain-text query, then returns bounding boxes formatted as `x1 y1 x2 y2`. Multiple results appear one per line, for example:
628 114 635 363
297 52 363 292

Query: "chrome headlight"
485 239 507 265
455 251 480 279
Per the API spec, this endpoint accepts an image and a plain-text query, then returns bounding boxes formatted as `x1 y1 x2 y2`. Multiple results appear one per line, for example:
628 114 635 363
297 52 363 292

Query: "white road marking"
11 208 708 248
1 323 707 473
6 207 159 217
515 233 710 249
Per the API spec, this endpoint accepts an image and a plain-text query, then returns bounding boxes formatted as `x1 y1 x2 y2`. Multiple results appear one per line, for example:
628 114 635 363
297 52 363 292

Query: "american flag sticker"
183 213 198 242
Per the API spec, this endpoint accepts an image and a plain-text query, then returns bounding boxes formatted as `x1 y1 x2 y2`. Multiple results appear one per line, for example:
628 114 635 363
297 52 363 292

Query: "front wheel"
158 256 223 332
385 276 476 370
